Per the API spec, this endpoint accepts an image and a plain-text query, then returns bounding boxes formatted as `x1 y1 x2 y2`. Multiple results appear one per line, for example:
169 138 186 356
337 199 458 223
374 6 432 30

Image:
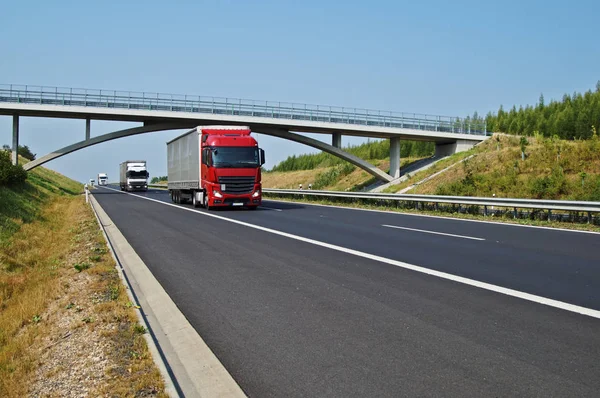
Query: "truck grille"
218 176 255 194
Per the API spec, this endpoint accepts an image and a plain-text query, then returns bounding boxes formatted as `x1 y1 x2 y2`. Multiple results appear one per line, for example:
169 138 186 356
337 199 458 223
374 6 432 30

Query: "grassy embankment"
0 159 166 397
263 139 434 190
385 133 600 200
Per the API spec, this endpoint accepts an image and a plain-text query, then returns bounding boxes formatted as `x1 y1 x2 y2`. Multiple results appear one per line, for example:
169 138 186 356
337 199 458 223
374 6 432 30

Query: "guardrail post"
588 212 592 224
513 207 518 219
484 205 488 216
548 209 552 222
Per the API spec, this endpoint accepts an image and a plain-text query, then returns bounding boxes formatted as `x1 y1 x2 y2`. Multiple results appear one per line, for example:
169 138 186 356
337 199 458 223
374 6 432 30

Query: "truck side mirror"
259 149 265 166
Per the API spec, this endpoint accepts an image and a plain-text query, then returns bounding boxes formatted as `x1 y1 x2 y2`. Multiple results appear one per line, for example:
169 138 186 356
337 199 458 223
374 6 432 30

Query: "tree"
519 136 528 161
18 145 36 161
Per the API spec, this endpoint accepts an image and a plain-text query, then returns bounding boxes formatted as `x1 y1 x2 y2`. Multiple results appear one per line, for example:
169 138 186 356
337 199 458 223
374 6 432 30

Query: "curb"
89 194 246 398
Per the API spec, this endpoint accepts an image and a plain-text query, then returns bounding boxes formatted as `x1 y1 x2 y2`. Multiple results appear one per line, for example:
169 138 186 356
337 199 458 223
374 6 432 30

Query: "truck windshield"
126 170 148 178
211 147 259 168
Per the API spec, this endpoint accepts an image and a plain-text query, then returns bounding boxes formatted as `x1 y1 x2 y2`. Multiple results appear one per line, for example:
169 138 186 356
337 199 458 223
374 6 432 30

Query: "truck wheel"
192 191 200 208
203 192 211 210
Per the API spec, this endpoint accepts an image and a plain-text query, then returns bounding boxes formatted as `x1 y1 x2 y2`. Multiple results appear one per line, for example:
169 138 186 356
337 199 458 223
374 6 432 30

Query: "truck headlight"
213 190 223 198
252 190 261 198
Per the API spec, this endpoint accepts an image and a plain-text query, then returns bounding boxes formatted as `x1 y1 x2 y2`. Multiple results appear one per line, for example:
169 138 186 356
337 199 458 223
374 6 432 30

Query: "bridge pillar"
85 119 91 140
332 132 342 148
435 139 476 157
12 115 19 166
389 137 400 179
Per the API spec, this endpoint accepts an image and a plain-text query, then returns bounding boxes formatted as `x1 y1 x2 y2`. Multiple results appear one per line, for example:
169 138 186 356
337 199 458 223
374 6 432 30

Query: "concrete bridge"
0 84 489 182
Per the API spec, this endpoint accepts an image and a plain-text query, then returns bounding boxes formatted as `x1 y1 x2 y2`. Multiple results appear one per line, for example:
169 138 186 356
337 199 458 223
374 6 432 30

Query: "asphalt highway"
94 186 600 397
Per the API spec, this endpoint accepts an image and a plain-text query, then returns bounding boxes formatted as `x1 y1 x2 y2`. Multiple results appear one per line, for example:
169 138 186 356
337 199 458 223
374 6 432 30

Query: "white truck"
97 173 108 186
119 160 148 192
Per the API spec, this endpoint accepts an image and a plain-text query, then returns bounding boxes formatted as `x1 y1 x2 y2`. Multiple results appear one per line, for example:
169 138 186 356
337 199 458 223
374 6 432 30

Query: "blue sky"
1 0 599 182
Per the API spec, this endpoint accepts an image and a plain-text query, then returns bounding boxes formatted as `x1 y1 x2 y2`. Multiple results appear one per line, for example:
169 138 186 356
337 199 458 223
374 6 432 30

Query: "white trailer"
119 160 148 192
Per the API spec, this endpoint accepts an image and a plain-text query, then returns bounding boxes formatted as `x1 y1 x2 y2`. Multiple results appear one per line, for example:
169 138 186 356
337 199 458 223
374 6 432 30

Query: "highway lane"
111 186 600 311
93 187 600 397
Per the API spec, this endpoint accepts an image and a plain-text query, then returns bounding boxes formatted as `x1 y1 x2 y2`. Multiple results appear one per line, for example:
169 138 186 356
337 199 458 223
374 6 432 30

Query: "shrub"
0 150 27 186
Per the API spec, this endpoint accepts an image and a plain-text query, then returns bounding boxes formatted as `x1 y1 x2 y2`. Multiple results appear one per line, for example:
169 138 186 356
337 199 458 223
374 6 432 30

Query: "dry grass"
263 157 426 191
0 187 166 397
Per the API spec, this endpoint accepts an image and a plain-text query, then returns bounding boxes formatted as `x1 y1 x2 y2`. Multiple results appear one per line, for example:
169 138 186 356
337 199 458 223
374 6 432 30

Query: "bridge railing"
0 84 487 135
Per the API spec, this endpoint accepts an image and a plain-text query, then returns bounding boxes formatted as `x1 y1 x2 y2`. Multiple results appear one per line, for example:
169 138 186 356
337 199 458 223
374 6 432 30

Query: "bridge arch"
23 123 393 182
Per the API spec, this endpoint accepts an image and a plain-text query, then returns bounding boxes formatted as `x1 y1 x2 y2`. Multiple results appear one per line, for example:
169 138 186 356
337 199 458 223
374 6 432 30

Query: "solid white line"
264 199 600 236
98 186 600 319
382 224 485 241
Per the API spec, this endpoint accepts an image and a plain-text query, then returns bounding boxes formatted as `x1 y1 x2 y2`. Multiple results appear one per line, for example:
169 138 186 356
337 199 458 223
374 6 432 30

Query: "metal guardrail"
262 189 600 214
150 184 599 214
0 84 487 135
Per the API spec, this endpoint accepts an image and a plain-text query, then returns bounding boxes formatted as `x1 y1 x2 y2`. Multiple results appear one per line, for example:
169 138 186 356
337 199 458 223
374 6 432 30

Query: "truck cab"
97 173 108 186
120 161 149 192
200 128 265 209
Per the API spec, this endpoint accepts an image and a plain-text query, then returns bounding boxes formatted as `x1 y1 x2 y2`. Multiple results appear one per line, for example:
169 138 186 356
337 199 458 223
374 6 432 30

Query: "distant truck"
167 125 265 210
97 173 108 186
119 160 148 192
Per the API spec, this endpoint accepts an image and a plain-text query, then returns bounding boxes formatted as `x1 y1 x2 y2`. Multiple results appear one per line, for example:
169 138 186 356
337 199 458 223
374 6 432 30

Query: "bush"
150 176 167 184
0 151 27 186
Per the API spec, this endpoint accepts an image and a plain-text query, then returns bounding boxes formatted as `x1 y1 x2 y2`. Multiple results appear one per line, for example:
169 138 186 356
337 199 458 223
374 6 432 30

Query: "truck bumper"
207 184 261 208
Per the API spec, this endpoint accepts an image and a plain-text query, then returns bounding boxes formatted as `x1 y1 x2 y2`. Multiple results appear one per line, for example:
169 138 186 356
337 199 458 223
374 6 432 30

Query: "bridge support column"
85 119 91 140
435 139 477 158
389 137 400 179
12 115 19 166
332 132 342 148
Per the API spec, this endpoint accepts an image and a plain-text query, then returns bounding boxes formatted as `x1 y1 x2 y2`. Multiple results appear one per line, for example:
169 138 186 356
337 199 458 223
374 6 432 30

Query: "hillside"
264 139 434 190
0 156 82 242
386 133 600 200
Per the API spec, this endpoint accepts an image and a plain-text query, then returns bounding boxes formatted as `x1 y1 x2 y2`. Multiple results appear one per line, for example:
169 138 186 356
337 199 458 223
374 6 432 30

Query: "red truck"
167 125 265 210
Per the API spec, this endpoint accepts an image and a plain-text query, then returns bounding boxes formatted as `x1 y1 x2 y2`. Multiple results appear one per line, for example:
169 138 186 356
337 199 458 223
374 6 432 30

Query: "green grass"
0 158 82 244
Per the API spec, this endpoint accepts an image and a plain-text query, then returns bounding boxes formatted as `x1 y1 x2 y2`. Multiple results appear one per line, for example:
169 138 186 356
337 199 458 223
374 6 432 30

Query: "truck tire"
203 191 211 210
192 191 200 208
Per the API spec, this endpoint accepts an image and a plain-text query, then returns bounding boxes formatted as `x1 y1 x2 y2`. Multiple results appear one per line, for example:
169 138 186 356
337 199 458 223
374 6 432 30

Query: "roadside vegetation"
387 133 600 200
0 154 166 397
150 176 167 184
264 139 434 190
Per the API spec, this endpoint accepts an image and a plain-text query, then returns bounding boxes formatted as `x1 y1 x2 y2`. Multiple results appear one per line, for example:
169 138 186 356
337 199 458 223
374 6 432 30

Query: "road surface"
93 186 600 397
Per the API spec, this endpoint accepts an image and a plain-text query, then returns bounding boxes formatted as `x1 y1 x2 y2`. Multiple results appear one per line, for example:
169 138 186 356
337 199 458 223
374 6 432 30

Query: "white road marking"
98 186 600 320
260 206 283 212
264 199 600 235
382 224 485 241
